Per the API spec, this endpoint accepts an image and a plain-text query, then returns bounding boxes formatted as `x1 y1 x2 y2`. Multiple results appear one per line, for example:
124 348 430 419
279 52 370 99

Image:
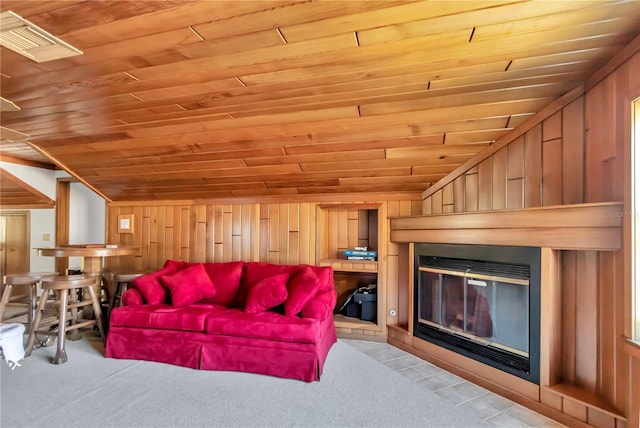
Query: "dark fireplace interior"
414 243 541 384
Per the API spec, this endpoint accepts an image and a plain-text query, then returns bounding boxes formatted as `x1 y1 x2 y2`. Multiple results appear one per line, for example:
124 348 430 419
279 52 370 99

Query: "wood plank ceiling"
0 0 638 202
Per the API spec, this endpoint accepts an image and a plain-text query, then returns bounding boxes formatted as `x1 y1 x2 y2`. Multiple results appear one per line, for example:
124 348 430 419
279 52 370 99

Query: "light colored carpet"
1 335 489 428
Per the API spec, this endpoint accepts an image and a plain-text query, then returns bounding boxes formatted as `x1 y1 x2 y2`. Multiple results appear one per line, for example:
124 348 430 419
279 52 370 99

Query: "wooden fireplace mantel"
389 202 623 251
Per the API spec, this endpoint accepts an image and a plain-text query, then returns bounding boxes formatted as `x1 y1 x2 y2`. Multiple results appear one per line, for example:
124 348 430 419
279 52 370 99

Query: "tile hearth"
342 339 564 428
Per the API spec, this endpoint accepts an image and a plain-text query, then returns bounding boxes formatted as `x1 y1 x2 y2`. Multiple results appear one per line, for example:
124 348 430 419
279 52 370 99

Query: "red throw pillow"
122 288 143 306
237 263 294 307
160 264 217 307
132 263 180 304
284 266 322 316
244 273 289 314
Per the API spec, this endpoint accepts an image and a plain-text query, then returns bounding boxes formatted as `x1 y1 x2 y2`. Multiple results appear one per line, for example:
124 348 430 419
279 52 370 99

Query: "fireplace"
414 243 540 384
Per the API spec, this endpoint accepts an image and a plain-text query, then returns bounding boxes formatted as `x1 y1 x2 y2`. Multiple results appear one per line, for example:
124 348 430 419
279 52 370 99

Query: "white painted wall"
0 162 106 273
68 182 106 269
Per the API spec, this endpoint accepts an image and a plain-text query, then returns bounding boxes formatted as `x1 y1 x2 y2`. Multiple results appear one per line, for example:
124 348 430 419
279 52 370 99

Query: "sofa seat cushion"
205 309 320 344
110 303 228 332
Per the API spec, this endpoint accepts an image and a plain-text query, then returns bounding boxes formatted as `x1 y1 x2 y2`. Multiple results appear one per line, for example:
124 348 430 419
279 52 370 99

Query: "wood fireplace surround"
389 201 624 427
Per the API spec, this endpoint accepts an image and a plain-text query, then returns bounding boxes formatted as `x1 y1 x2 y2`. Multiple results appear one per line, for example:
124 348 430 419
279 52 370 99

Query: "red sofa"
105 260 337 382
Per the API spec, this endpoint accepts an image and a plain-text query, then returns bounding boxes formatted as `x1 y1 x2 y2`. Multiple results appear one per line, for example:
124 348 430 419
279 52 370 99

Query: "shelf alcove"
389 202 624 427
316 203 387 340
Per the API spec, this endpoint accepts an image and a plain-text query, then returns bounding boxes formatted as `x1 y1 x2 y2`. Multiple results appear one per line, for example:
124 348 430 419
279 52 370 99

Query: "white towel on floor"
0 323 25 370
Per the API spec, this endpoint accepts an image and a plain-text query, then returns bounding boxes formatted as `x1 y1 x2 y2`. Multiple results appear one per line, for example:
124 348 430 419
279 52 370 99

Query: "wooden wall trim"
27 142 111 202
0 154 57 170
624 338 640 361
422 85 585 200
107 192 422 207
586 32 640 92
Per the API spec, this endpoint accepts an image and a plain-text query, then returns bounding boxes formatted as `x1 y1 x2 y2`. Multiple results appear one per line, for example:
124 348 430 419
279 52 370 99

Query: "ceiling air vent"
0 10 82 62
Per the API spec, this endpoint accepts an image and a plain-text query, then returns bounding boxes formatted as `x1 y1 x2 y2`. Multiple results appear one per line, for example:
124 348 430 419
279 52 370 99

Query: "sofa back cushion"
160 263 217 307
305 265 333 292
132 260 182 304
182 261 244 306
237 262 300 307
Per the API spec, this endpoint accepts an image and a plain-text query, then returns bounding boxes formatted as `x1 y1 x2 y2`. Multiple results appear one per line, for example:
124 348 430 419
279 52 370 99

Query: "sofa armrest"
301 287 336 321
122 288 144 306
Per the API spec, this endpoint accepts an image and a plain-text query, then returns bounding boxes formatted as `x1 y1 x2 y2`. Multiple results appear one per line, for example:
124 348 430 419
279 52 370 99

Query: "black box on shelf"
344 291 376 322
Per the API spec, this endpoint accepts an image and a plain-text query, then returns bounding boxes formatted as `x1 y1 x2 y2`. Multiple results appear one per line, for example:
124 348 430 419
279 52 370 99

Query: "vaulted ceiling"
1 0 639 202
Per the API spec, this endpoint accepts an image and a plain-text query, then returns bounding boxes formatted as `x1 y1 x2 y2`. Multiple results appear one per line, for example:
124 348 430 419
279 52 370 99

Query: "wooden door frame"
55 178 76 275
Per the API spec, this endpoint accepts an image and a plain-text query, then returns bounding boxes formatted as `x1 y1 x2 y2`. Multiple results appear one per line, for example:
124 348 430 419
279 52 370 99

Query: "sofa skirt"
106 318 337 382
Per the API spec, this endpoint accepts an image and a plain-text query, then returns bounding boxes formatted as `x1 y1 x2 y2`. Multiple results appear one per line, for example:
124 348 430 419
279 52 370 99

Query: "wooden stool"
0 272 57 327
25 275 105 364
108 273 144 315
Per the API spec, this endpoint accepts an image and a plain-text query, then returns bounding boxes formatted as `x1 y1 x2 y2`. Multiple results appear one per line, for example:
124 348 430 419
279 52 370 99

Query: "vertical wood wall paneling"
196 205 207 262
478 158 493 211
609 58 629 203
338 209 349 253
543 111 562 142
231 205 241 261
465 166 479 212
492 147 507 210
147 207 158 269
164 206 174 262
223 205 233 261
431 189 443 214
139 207 150 270
377 200 388 337
506 136 524 209
300 203 314 265
387 201 400 328
542 138 563 206
278 203 290 264
442 182 454 213
210 205 220 261
423 196 432 214
268 203 280 264
584 76 617 203
598 251 616 407
562 97 585 204
575 251 598 392
524 124 543 208
453 174 465 212
540 248 562 386
259 203 269 262
561 251 577 384
288 203 300 266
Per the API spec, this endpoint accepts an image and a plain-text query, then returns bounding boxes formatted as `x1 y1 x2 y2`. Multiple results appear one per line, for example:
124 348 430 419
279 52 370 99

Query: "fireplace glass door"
418 267 529 357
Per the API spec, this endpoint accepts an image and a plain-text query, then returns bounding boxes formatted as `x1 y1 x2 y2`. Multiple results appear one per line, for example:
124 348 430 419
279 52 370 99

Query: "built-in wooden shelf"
319 258 378 273
333 314 379 330
544 383 626 421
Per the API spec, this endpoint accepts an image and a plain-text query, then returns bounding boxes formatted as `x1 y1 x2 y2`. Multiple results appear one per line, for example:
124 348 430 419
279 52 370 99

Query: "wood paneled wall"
423 98 584 215
105 198 422 333
105 203 259 273
418 50 640 427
